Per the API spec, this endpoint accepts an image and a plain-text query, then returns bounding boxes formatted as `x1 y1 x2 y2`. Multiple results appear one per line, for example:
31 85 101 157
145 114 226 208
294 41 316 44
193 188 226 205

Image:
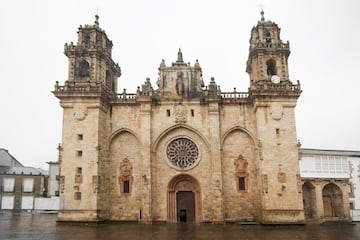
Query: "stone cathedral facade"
53 12 306 224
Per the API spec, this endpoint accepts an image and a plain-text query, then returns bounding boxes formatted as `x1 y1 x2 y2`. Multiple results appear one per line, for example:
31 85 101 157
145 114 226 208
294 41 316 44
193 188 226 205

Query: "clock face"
271 75 281 84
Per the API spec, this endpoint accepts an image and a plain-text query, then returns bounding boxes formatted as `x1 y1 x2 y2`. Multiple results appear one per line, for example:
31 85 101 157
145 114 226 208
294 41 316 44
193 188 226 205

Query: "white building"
300 148 360 221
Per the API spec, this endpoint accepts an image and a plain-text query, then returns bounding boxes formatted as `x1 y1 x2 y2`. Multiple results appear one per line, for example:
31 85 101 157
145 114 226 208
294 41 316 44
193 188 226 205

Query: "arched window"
265 30 271 43
266 59 277 76
84 34 90 45
78 60 90 77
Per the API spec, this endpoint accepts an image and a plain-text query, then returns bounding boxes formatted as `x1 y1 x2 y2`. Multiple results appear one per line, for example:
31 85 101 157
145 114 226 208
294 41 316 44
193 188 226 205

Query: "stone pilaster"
139 100 152 223
208 101 224 223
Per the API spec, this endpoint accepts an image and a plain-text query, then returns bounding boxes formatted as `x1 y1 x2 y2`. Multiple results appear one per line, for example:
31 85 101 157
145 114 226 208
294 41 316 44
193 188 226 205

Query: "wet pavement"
0 212 360 240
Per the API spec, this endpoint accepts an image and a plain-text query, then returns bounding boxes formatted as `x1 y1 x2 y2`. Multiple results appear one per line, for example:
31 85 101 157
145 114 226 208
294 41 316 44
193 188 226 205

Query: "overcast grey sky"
0 0 359 169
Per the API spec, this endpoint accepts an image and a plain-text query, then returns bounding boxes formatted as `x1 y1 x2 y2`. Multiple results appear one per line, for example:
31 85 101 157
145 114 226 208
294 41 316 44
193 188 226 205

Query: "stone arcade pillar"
314 180 325 220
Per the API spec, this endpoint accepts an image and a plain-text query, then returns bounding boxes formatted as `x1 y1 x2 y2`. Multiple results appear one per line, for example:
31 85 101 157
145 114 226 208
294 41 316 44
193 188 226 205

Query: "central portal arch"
168 174 202 223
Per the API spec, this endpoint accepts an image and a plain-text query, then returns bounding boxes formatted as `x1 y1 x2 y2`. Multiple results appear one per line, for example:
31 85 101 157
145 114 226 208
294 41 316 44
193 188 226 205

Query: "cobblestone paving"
0 212 359 240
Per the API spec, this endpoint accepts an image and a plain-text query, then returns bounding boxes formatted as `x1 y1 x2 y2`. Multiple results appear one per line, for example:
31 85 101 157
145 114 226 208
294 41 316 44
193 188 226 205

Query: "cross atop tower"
94 14 100 27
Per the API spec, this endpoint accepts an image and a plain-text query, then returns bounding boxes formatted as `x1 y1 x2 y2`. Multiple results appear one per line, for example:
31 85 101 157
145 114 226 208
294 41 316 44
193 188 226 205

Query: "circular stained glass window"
166 138 199 169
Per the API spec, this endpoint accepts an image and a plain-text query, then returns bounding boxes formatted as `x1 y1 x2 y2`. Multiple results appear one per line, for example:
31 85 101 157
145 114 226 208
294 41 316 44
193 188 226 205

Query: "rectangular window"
167 109 171 117
77 150 83 157
1 196 14 209
239 177 246 191
123 180 130 193
350 202 354 210
21 196 34 209
23 178 34 192
77 134 83 140
191 109 194 117
75 167 83 183
3 177 15 192
75 192 81 200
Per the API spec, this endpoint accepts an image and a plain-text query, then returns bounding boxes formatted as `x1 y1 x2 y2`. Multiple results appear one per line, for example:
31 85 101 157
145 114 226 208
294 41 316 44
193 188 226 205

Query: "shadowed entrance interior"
177 191 195 222
168 174 201 223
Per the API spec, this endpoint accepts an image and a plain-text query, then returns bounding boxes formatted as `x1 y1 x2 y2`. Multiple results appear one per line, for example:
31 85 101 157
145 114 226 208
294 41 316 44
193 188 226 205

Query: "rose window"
166 138 199 169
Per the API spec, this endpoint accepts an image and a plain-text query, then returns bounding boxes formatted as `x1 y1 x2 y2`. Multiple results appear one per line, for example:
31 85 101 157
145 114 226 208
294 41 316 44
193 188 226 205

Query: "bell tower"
65 15 121 91
247 11 304 224
53 15 120 222
246 10 290 85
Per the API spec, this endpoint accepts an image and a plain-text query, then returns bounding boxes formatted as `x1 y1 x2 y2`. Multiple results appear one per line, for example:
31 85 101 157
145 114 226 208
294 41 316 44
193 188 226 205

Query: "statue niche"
176 71 184 97
234 155 249 191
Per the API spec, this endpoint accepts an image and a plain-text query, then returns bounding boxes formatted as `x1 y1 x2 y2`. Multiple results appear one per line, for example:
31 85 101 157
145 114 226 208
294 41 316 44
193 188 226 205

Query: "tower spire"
260 9 265 21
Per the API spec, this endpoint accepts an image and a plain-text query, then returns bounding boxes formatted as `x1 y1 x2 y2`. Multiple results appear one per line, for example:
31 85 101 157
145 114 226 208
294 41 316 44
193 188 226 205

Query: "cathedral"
53 12 306 224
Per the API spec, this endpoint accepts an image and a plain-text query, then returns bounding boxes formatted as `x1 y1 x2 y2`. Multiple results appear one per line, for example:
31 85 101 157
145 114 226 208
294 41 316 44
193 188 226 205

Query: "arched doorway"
168 174 201 223
322 183 344 217
302 182 316 219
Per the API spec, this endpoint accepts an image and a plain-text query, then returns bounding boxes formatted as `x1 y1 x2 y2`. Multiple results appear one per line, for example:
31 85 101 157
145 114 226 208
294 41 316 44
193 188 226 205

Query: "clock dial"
271 75 280 84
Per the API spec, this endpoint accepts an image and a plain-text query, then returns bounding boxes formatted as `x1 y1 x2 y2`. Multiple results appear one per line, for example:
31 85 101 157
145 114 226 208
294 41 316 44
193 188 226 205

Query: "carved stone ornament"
277 172 286 183
234 155 248 176
174 104 187 123
60 176 65 193
119 158 133 178
73 104 88 121
270 102 283 120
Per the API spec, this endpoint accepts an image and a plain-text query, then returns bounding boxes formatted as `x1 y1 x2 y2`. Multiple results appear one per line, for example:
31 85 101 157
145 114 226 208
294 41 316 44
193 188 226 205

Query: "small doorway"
177 191 195 223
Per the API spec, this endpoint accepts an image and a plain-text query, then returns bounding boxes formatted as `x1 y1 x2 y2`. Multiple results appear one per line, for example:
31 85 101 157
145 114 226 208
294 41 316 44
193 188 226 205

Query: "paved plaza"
0 212 360 240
